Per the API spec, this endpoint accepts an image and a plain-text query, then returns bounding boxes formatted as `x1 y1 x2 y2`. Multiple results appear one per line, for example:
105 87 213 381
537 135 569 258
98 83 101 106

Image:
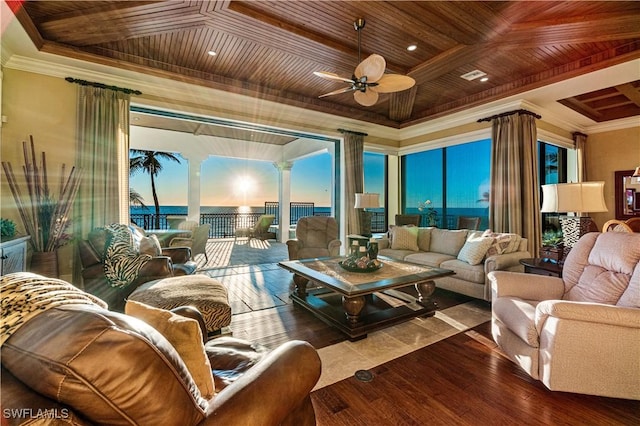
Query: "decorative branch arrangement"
1 136 82 252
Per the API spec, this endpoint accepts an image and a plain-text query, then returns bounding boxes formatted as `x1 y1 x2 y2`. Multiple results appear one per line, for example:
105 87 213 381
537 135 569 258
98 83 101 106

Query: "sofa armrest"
489 270 564 301
536 300 640 329
202 340 321 425
138 256 174 277
161 247 192 264
484 251 530 275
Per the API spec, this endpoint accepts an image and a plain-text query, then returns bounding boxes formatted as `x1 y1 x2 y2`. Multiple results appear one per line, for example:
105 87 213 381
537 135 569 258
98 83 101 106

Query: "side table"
519 258 562 278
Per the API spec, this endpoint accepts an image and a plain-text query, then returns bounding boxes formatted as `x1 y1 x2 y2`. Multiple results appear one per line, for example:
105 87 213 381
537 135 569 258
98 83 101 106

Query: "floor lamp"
354 193 380 237
541 182 608 249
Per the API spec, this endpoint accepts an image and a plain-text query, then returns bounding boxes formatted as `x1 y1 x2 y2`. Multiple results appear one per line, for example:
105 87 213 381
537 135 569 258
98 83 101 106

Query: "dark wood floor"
311 321 639 425
202 252 639 425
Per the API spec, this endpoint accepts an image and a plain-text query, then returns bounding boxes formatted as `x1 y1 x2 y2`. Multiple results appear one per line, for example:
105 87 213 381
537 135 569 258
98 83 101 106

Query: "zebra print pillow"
103 224 152 288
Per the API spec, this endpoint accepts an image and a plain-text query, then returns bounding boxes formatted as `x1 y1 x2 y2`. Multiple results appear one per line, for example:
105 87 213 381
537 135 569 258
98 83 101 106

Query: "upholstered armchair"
235 214 276 242
78 224 197 311
287 216 341 260
489 232 640 400
1 273 321 425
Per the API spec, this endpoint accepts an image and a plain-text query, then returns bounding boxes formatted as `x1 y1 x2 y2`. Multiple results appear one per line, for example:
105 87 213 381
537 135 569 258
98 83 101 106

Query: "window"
402 140 489 229
539 141 567 233
364 152 387 232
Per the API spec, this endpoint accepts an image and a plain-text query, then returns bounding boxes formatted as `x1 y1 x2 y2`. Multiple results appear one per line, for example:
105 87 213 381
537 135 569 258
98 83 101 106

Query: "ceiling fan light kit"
314 18 415 106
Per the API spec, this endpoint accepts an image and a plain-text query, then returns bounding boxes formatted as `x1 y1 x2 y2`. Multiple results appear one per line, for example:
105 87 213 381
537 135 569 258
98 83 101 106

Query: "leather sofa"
490 231 640 400
1 272 321 425
79 225 197 311
377 227 530 301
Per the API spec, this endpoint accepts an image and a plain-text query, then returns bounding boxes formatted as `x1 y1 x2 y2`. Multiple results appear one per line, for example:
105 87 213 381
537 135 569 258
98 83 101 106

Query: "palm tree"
129 188 147 209
129 150 181 228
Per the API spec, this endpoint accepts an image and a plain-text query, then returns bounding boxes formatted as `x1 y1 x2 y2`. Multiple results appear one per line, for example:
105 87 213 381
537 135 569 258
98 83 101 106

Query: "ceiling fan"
313 18 416 107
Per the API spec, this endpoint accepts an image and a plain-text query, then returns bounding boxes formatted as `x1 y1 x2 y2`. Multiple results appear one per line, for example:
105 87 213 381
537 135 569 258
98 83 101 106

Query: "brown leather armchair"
78 225 197 311
1 273 321 426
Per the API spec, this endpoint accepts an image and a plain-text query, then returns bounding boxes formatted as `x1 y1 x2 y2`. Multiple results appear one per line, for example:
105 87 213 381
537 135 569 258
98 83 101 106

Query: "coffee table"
278 256 454 340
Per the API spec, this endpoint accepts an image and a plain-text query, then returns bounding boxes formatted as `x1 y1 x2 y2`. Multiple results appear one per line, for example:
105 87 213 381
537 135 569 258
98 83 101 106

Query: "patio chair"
395 214 421 227
234 215 276 242
457 216 481 230
170 223 211 262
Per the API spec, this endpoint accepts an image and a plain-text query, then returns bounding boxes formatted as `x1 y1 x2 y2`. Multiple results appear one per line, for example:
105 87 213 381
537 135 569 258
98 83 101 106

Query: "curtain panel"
574 132 588 182
342 131 364 235
489 111 542 257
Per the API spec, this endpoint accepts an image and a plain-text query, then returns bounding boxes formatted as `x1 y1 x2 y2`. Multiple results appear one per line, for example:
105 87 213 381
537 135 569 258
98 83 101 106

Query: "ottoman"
127 275 232 334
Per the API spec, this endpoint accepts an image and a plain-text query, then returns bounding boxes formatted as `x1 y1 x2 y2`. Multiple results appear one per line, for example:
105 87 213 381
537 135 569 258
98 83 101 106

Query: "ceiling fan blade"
375 74 416 93
354 54 386 83
319 87 356 98
313 71 354 84
354 89 379 106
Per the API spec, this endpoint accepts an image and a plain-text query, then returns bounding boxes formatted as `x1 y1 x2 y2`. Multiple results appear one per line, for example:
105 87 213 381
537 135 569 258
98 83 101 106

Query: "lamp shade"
540 182 608 213
354 193 380 209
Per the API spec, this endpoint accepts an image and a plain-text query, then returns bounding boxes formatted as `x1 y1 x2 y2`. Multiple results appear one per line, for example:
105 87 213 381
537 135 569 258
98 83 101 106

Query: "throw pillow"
139 234 162 256
457 236 494 265
417 228 432 252
430 228 468 256
390 225 419 251
125 300 215 399
483 230 517 256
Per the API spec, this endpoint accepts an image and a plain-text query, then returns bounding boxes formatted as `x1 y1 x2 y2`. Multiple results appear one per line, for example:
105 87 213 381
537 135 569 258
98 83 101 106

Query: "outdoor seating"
234 214 276 242
170 223 211 262
457 216 481 230
395 214 421 226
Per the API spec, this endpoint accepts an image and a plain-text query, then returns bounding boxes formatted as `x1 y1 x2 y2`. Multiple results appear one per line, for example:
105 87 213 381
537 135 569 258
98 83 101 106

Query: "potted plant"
1 137 82 277
1 218 17 239
541 230 564 263
418 199 439 227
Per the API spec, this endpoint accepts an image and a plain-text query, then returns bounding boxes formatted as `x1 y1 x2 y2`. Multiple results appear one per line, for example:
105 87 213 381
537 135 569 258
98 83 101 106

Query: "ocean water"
130 206 332 215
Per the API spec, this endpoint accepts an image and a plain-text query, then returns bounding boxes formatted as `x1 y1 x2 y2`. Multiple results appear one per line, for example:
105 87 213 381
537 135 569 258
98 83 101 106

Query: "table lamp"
354 193 380 237
540 182 608 248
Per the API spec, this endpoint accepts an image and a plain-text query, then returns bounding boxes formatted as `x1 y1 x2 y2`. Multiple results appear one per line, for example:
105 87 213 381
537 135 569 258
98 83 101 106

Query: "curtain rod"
65 77 142 95
338 128 368 136
477 109 541 123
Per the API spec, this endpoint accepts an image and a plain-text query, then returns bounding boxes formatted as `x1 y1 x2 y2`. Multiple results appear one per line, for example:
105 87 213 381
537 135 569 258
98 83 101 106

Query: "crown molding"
584 116 640 134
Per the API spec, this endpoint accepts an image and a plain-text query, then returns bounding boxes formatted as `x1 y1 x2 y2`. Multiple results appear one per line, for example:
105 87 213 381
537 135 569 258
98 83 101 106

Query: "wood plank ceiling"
10 1 640 128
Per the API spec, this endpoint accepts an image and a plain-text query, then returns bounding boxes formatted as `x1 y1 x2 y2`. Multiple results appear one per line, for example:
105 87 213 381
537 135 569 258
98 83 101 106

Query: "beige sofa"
489 231 640 400
377 227 530 301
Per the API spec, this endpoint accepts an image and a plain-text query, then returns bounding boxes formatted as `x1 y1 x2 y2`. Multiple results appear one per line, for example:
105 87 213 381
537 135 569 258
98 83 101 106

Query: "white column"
274 161 293 242
181 153 208 222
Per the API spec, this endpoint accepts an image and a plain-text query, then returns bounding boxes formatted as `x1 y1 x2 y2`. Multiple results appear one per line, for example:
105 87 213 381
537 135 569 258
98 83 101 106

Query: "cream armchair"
286 216 341 260
489 231 640 400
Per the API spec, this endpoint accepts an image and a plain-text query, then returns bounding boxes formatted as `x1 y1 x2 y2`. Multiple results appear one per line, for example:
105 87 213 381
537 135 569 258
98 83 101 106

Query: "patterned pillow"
457 236 494 265
483 230 518 256
125 300 215 399
391 225 419 251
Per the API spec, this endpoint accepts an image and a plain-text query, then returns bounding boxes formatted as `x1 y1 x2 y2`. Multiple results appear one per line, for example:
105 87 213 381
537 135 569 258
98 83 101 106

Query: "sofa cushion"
565 232 640 305
404 252 456 268
440 259 486 283
492 297 539 347
125 300 215 399
618 262 640 308
1 305 207 426
429 229 467 256
379 248 417 261
417 228 432 252
390 225 419 251
457 235 494 265
139 234 162 256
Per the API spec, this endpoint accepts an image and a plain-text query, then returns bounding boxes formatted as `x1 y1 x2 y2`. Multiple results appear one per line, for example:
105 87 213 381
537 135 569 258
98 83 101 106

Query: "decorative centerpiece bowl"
338 258 383 273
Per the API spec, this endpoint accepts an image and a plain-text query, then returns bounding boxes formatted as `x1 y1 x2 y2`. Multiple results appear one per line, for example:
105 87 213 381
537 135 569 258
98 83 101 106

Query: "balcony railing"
131 202 330 238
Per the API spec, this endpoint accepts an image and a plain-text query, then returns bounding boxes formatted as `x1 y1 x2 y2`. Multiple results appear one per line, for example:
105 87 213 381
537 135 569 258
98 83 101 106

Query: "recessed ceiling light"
480 77 489 82
460 70 487 81
207 50 217 56
407 44 417 51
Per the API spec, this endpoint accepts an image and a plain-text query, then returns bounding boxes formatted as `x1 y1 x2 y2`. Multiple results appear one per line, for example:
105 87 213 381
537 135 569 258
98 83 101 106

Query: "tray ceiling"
9 1 640 128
